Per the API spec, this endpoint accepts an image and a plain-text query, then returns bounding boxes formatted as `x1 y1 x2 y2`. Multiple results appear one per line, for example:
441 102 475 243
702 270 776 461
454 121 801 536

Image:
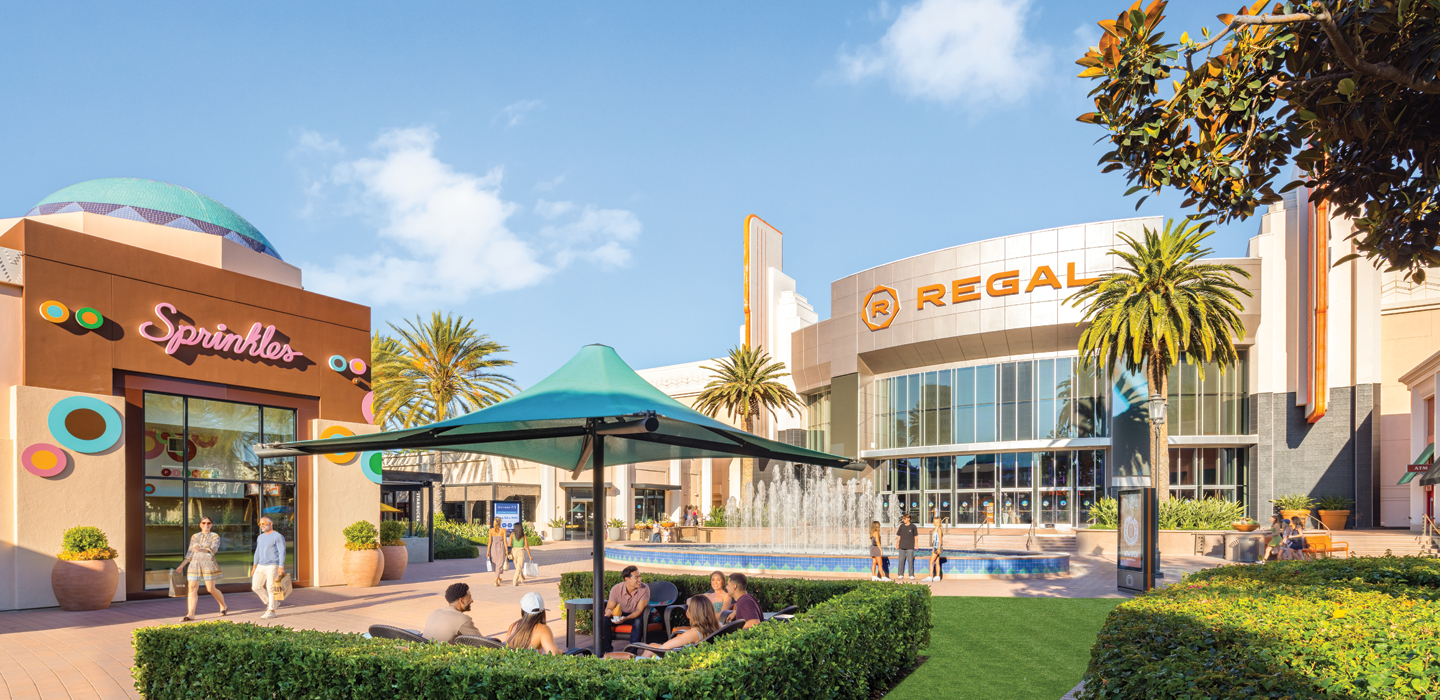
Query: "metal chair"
453 634 505 649
624 620 746 658
611 580 681 643
367 625 427 643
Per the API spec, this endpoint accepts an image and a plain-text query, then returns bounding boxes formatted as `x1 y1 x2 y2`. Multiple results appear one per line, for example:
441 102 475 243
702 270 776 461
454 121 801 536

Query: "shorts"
869 545 882 557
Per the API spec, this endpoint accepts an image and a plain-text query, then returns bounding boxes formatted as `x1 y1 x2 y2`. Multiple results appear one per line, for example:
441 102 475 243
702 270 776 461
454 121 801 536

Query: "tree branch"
1314 2 1440 94
1187 12 1322 57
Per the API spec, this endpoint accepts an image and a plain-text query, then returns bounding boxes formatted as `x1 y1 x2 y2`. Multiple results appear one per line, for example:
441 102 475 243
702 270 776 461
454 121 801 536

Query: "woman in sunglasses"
177 516 228 621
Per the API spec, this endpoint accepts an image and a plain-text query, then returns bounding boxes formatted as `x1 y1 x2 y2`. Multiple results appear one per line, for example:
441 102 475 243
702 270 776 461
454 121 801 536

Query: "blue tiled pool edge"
605 543 1069 578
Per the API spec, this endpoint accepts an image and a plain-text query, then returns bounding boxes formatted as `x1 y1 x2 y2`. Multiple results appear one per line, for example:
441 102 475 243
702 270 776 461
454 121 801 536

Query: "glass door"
566 489 594 540
1039 452 1073 524
998 452 1033 525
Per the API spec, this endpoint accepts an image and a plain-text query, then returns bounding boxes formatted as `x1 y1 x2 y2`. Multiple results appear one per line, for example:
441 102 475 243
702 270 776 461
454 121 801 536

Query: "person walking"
894 513 919 581
1261 515 1284 563
922 516 945 582
487 517 507 587
176 516 227 621
1282 516 1307 560
250 516 286 619
510 524 533 586
868 521 886 581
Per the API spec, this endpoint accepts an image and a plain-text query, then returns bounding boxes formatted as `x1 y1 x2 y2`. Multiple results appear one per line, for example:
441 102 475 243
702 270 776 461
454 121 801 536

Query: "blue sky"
0 1 1253 386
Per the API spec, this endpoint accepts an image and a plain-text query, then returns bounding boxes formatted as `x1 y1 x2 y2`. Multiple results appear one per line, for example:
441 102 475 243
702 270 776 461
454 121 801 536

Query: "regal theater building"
0 178 377 611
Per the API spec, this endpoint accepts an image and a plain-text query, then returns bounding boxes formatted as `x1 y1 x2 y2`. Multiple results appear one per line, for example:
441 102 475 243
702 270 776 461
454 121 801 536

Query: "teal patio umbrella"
254 344 849 655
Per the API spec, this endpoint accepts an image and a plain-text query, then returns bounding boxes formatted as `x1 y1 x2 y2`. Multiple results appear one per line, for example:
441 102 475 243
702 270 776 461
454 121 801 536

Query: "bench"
1301 534 1350 559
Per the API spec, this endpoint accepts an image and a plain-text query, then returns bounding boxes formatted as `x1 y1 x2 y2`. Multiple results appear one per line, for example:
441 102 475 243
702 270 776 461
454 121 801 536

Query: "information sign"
494 501 522 531
1117 488 1157 594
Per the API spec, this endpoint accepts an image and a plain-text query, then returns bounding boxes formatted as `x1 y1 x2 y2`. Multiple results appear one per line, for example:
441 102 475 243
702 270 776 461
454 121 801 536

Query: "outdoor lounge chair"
623 619 746 657
453 634 505 649
368 625 427 643
611 580 682 642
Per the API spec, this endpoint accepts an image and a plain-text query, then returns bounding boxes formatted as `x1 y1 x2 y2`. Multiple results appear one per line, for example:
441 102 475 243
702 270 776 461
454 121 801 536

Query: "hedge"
132 581 931 700
1080 556 1440 699
434 545 478 560
558 570 874 634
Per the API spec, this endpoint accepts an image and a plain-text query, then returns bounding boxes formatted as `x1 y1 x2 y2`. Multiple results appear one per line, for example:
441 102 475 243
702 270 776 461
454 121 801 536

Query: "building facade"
0 179 376 611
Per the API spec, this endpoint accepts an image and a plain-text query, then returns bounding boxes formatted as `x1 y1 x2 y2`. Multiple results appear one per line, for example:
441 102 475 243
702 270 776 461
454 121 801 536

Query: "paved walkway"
0 542 1225 699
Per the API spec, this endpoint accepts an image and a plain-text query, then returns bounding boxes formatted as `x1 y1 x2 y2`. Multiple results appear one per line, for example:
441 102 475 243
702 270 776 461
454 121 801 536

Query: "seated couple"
600 566 765 653
423 583 565 654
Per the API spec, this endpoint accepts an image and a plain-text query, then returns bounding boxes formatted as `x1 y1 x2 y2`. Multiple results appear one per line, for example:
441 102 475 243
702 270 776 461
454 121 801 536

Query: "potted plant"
379 520 408 581
546 518 567 542
606 518 624 541
51 526 119 611
1270 494 1316 524
1316 496 1353 531
342 520 384 587
1230 516 1259 532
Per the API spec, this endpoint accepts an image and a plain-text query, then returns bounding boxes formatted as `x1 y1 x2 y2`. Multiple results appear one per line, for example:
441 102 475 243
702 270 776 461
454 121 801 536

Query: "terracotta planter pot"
379 545 408 581
342 548 384 587
1279 509 1312 523
1231 522 1260 532
1318 510 1350 531
51 558 119 611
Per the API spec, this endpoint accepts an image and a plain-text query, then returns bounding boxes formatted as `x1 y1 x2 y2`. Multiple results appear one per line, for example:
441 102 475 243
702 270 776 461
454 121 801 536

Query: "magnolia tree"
1077 0 1440 279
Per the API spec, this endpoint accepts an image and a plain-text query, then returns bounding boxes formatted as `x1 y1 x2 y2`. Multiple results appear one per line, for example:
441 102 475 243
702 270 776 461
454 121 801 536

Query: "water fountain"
605 466 1069 578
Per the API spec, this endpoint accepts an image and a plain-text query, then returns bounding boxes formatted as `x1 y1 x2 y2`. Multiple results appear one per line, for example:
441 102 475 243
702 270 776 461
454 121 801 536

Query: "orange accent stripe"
1307 198 1328 424
742 214 783 350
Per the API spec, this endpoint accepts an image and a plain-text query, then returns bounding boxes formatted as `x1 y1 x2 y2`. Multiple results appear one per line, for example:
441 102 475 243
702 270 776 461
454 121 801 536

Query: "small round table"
563 598 594 650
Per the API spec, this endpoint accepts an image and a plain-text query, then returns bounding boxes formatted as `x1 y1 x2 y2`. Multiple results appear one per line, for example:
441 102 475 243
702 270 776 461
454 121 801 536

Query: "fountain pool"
603 466 1068 579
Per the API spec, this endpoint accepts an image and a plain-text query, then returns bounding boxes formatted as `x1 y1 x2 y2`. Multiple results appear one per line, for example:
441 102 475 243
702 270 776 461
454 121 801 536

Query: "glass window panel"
1056 451 1072 488
956 405 974 444
261 482 297 573
1016 451 1033 488
186 480 258 585
187 398 260 481
1018 362 1033 401
144 394 186 478
1000 402 1017 441
909 374 922 416
955 491 980 525
1202 366 1220 434
955 454 975 490
929 491 952 525
1036 399 1054 439
974 454 996 489
976 366 996 404
1001 452 1016 489
1078 488 1100 526
1202 488 1236 501
937 407 953 445
1218 448 1237 485
923 372 937 413
1000 490 1031 525
1172 448 1195 486
1167 365 1181 431
976 403 997 443
143 478 185 589
957 367 975 406
1040 452 1057 488
1000 363 1016 403
936 371 953 444
1078 450 1096 487
262 407 297 482
1017 399 1033 440
1037 359 1054 400
1201 448 1219 486
1095 370 1109 437
1180 364 1199 436
1040 489 1071 524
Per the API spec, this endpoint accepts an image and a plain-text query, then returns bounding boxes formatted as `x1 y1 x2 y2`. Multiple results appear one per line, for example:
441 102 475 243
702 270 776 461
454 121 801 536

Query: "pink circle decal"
349 358 367 374
21 443 68 478
361 392 374 424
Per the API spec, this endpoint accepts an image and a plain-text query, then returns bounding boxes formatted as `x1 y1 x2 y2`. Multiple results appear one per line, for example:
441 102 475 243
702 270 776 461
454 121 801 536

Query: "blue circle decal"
48 396 123 454
361 451 385 484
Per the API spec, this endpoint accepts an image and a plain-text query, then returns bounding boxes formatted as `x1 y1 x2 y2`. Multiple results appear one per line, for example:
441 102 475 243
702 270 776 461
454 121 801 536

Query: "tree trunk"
740 415 754 496
1150 359 1171 501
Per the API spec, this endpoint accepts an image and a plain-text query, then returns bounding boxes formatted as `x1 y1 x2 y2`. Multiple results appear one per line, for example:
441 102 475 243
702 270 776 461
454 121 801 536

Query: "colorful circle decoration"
361 452 384 484
48 396 123 454
21 443 68 478
39 301 70 324
320 424 357 464
145 483 155 494
349 358 367 374
75 307 104 330
161 468 173 477
328 355 348 372
195 433 218 448
361 392 375 424
143 429 165 459
167 438 197 463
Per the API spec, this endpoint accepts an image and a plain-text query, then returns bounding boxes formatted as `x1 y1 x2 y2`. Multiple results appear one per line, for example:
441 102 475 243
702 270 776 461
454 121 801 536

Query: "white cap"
520 591 547 615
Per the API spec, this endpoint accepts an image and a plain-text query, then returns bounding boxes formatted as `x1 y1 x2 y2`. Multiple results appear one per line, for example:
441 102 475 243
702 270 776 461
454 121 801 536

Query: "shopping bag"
486 557 494 572
270 571 293 601
523 560 539 578
168 568 188 598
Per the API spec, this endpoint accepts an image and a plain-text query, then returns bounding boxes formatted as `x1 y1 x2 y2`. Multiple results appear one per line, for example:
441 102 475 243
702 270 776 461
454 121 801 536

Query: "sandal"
180 616 193 622
220 607 229 616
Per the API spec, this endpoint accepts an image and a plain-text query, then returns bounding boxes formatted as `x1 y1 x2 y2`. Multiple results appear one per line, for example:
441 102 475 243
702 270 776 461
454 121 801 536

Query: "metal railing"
973 520 992 549
1025 520 1038 552
1422 514 1437 553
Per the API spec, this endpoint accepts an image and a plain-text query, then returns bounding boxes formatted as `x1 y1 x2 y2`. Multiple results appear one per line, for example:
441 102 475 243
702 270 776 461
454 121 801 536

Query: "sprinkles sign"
138 302 305 363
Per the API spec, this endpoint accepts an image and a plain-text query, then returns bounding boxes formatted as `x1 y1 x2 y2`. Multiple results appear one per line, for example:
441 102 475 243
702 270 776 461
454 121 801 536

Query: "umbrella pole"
591 431 605 657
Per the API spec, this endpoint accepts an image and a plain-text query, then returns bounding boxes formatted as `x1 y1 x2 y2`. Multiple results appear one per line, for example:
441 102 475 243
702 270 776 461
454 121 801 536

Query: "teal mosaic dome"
27 178 281 260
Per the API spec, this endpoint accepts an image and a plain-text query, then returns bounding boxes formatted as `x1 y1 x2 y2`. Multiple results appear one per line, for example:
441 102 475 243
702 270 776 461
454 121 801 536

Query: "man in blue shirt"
250 517 286 619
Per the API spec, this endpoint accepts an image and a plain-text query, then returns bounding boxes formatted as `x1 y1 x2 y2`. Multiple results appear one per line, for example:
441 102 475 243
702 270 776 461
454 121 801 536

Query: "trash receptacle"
1224 532 1264 562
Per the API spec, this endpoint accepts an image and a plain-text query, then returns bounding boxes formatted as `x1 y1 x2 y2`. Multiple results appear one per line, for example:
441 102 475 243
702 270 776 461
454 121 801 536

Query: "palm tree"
1067 220 1251 501
693 345 803 491
370 312 519 429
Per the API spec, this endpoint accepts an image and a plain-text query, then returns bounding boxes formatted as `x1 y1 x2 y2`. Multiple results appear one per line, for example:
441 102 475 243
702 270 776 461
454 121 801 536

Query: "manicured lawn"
887 597 1122 700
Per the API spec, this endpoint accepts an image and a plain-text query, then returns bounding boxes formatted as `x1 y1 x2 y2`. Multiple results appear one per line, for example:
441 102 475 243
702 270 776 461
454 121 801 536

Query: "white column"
615 462 633 526
701 458 714 516
539 464 556 533
668 459 683 521
728 458 742 502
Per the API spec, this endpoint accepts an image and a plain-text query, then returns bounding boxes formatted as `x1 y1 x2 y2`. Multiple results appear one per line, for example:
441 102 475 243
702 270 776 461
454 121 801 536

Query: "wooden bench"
1301 534 1350 559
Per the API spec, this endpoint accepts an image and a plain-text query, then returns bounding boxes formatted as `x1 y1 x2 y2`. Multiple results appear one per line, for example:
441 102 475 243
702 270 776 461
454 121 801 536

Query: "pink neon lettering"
138 303 177 342
138 303 305 363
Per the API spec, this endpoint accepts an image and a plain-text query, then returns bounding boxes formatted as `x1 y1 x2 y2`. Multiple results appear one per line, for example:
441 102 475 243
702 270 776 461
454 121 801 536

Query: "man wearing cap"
423 582 482 643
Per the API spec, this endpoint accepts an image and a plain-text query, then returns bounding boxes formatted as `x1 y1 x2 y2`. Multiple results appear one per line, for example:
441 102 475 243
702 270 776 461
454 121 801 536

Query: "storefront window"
142 393 297 590
805 389 831 453
634 488 667 522
1166 353 1250 436
1168 447 1246 502
873 357 1110 449
878 449 1107 527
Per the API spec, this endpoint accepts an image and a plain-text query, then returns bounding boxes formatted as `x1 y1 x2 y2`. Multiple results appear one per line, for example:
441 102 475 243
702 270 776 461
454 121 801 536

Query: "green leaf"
1337 78 1356 95
1298 110 1318 120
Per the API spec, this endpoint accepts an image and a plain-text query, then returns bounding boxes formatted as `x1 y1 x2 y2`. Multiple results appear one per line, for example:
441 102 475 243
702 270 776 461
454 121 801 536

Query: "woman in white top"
923 517 946 582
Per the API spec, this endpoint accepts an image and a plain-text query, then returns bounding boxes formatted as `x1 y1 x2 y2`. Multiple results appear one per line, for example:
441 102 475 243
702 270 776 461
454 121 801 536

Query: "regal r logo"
861 285 899 331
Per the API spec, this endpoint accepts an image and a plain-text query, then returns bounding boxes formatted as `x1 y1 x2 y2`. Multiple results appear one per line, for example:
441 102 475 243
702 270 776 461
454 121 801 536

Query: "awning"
1399 471 1418 485
560 482 614 489
633 482 681 491
1422 468 1440 487
1411 443 1435 468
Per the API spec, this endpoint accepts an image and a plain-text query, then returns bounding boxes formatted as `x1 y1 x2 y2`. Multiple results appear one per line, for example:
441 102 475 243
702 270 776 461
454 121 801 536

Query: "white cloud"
500 99 544 126
533 174 566 192
839 0 1046 106
535 199 574 219
301 127 639 305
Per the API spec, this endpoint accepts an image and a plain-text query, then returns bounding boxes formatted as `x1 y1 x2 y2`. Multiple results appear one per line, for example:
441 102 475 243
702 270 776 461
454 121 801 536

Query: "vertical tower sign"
1117 488 1157 593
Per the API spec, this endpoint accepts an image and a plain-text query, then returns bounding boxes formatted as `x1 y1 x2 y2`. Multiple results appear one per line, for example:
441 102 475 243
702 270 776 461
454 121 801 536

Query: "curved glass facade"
877 450 1105 526
872 357 1110 449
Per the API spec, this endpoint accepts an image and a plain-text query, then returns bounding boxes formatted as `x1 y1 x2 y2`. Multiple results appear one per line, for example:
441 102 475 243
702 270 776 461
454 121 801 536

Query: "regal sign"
862 263 1100 331
139 302 305 362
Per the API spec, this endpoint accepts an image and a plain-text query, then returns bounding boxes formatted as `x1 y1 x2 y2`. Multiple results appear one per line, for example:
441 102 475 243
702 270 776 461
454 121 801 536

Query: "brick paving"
0 541 1225 699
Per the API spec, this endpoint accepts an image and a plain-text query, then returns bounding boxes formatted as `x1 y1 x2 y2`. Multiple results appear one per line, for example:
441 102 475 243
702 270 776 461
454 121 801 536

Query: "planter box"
550 528 567 541
401 537 432 563
1076 528 1235 559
